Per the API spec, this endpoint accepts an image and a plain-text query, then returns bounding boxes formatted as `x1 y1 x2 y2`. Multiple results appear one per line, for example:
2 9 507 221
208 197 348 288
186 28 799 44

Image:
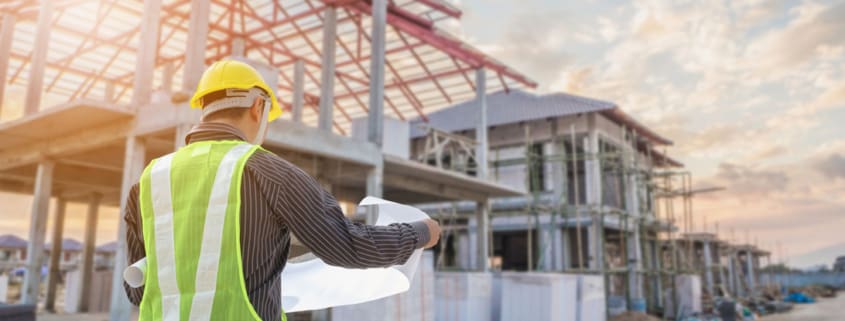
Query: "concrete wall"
65 269 113 313
331 252 435 321
352 116 410 159
498 272 577 321
761 272 845 289
435 272 492 321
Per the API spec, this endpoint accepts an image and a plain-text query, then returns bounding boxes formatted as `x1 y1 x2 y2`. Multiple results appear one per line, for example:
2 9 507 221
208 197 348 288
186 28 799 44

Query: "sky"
442 0 845 267
1 0 844 268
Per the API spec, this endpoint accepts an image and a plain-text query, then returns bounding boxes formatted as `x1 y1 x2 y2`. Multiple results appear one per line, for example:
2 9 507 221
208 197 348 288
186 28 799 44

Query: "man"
124 59 441 321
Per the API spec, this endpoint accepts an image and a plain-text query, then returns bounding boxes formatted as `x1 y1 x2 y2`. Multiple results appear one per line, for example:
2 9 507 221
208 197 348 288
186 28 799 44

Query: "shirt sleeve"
123 183 145 305
262 153 429 269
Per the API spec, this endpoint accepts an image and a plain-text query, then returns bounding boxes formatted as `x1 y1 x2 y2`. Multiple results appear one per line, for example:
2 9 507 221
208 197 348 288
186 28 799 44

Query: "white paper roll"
124 257 147 288
280 196 429 312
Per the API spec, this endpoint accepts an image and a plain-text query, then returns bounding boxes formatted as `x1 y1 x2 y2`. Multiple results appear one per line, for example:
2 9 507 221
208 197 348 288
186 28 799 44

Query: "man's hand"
421 219 441 249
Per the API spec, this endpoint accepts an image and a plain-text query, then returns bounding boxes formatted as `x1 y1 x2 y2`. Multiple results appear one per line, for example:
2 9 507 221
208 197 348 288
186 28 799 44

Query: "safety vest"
138 140 286 321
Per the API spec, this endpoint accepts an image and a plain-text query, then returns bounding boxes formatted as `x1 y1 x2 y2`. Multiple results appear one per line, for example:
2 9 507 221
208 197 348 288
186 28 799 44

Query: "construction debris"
609 311 663 321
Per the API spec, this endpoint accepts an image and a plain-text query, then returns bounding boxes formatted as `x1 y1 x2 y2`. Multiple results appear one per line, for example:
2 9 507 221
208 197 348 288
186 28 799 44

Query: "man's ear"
249 97 263 122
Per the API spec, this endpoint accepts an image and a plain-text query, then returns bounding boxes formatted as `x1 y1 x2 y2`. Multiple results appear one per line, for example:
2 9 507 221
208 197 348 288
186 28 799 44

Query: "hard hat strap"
253 98 271 145
201 88 268 119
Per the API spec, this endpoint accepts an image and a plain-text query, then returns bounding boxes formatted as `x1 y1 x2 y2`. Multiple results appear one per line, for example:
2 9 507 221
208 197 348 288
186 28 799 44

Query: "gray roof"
0 234 27 249
410 89 616 138
96 241 118 253
45 238 83 252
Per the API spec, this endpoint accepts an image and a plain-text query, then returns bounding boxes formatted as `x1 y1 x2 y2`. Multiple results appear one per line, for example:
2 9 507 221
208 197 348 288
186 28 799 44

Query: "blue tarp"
783 292 815 303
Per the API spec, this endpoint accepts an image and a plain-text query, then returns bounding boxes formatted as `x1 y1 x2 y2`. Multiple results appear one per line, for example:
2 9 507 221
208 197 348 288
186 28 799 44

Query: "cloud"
710 162 790 199
746 145 787 162
744 1 845 79
813 153 845 180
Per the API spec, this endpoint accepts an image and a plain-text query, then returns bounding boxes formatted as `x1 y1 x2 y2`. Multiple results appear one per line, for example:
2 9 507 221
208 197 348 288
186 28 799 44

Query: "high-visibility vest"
138 141 286 321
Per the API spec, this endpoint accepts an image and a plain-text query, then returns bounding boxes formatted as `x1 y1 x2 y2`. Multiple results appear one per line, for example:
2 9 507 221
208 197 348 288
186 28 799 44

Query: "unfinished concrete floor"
761 294 843 321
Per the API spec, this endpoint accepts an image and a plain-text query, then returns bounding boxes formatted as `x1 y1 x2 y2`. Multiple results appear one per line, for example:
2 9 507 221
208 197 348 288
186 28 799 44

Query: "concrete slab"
0 99 133 149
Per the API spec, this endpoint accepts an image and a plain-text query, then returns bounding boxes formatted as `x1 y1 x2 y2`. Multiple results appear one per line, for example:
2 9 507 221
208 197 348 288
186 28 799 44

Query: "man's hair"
200 89 252 121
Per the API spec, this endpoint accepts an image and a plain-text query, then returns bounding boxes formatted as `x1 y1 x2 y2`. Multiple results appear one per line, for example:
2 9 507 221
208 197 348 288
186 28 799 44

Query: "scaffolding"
483 120 686 317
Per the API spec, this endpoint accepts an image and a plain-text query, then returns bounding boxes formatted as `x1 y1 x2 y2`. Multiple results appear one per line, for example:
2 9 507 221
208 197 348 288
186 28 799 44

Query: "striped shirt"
123 122 429 320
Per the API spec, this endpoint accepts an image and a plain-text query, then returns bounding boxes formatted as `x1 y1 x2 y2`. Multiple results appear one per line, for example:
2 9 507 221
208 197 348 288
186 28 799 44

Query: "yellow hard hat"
190 59 282 122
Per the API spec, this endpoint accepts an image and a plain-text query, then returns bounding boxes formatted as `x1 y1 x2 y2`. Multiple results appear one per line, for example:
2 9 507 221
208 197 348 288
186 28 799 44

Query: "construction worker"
123 59 441 321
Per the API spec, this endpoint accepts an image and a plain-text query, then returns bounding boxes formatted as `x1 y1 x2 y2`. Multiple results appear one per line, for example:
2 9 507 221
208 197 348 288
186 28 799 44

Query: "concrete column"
23 0 53 115
131 0 162 106
457 233 470 270
0 13 16 117
104 81 115 102
583 115 601 205
549 124 567 271
475 200 490 271
651 240 663 308
586 220 600 270
365 161 383 224
367 0 387 146
318 7 337 133
627 224 643 302
703 240 714 296
745 250 755 293
182 0 210 92
174 123 192 149
719 258 728 294
468 223 477 269
560 228 571 269
162 61 174 94
78 193 101 312
474 68 488 180
623 130 643 302
45 198 67 312
292 59 305 123
22 160 55 304
551 227 563 271
231 37 246 57
727 254 737 296
109 136 146 321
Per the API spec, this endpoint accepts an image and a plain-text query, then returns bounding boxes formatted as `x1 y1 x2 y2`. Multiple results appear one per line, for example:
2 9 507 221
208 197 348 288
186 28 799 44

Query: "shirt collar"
185 122 249 145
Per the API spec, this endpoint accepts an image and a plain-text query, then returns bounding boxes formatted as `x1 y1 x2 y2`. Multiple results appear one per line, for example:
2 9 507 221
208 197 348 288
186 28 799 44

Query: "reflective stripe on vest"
150 154 180 321
138 141 285 321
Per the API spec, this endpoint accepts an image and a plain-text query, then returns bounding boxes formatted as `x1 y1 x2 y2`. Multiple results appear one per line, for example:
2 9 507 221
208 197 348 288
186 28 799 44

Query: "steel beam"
0 13 15 118
367 0 387 146
45 198 67 312
182 0 210 92
318 7 337 133
22 160 55 304
78 192 101 312
109 135 146 321
23 0 52 115
292 59 305 122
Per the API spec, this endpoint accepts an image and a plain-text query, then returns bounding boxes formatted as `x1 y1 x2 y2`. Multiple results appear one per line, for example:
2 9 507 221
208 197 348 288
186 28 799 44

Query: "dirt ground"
760 293 844 321
32 293 843 321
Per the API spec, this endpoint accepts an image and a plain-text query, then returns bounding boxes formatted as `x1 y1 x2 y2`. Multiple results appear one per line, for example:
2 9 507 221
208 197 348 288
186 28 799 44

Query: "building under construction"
0 1 779 320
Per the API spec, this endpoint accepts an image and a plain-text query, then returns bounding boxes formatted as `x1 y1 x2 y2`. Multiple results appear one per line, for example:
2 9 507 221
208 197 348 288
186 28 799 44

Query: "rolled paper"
124 257 147 288
281 196 428 313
